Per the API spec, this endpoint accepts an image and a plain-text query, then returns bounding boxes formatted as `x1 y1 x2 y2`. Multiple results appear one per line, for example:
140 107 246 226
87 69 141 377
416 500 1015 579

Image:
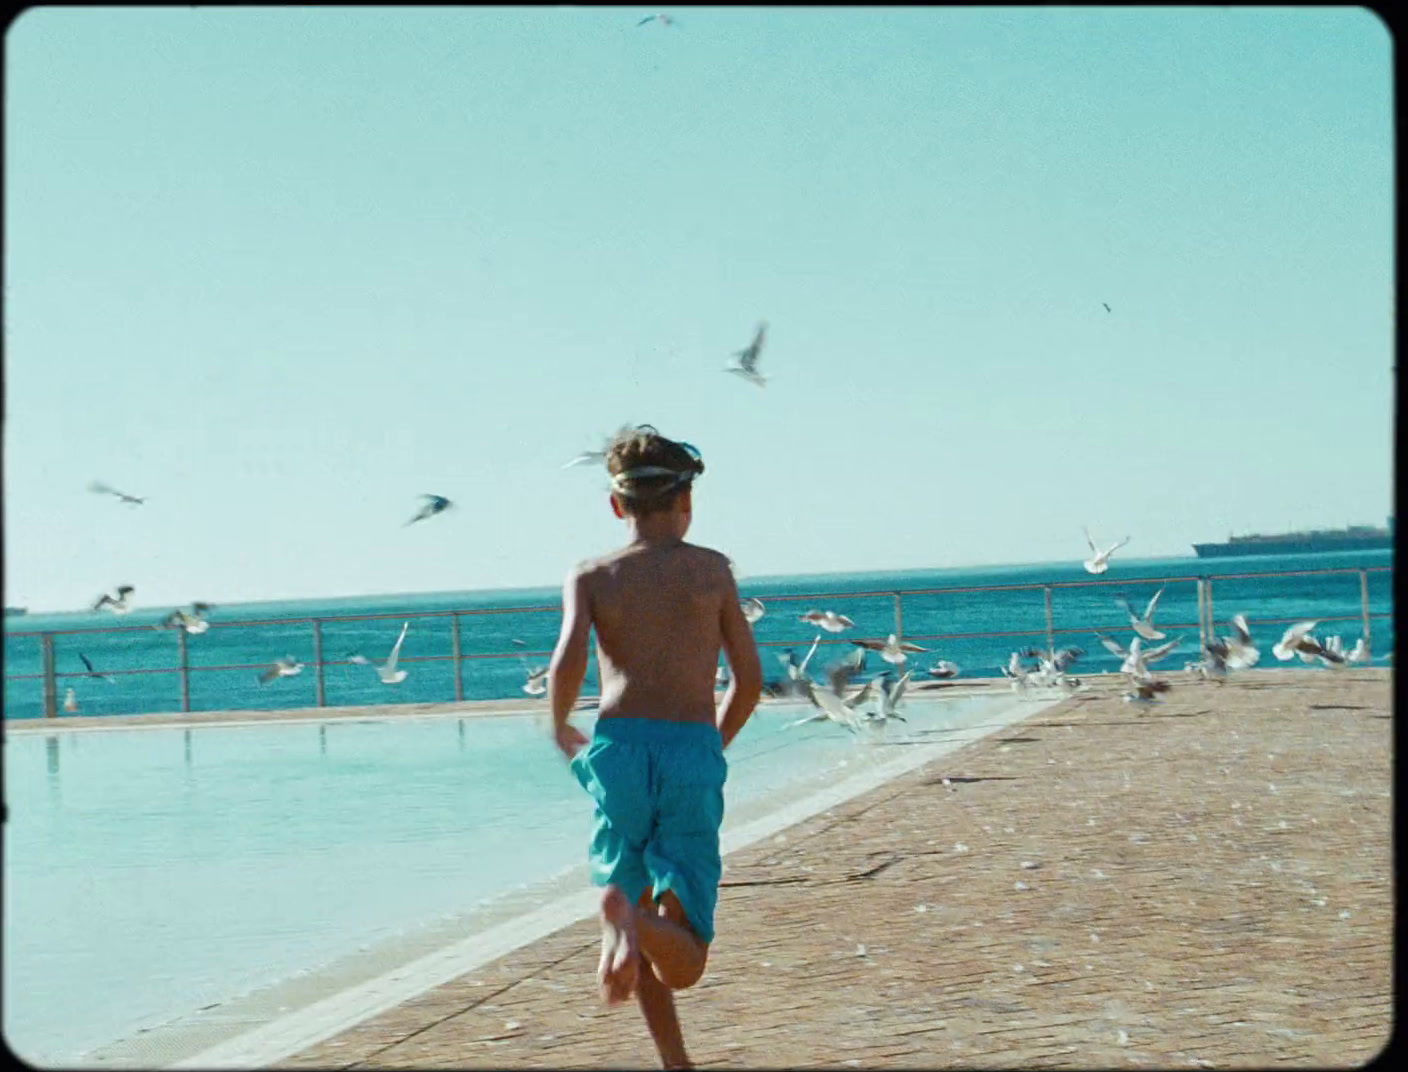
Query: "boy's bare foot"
598 886 640 1005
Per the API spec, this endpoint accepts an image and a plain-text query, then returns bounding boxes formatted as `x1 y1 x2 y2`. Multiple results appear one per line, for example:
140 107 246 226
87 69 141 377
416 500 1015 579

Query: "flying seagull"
866 669 912 725
351 621 411 684
740 598 766 624
1272 620 1340 663
851 633 926 666
162 602 213 634
1083 528 1130 575
1117 587 1167 640
926 659 961 679
92 586 135 614
1102 303 1112 314
522 664 549 696
825 645 868 698
799 609 855 633
79 653 116 684
563 425 635 469
725 322 768 387
787 681 861 733
258 656 304 685
637 12 675 27
406 495 452 526
1203 614 1260 671
88 481 145 505
1122 679 1168 705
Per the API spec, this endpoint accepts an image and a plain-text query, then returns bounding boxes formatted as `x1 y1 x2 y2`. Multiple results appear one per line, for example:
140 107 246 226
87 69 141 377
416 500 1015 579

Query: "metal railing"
4 565 1392 719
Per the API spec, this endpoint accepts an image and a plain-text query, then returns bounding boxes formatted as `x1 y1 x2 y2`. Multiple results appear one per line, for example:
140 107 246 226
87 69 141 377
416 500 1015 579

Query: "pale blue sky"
3 6 1394 611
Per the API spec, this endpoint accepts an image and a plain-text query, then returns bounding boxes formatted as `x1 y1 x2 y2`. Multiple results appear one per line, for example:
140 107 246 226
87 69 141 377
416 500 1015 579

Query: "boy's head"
606 425 704 523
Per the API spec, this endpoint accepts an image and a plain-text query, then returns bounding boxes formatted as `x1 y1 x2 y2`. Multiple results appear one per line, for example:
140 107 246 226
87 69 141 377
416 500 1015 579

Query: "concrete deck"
261 668 1393 1069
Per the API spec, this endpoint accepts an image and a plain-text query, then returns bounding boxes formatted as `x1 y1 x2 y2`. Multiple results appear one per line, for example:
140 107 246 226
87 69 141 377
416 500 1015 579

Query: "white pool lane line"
169 694 1062 1070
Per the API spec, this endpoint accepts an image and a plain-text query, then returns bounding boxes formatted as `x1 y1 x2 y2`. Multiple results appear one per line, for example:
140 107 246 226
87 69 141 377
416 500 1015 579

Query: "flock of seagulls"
82 478 456 701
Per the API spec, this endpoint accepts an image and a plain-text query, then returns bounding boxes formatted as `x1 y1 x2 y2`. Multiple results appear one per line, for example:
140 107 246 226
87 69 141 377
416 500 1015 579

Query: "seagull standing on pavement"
406 495 452 526
725 322 768 387
1082 528 1130 575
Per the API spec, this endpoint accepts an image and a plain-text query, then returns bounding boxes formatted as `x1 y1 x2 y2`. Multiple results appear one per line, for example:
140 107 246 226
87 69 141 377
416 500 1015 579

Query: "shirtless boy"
548 425 764 1069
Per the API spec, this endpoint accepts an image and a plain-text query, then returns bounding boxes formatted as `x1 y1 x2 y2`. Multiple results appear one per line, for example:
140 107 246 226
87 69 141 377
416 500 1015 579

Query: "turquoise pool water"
3 691 1012 1066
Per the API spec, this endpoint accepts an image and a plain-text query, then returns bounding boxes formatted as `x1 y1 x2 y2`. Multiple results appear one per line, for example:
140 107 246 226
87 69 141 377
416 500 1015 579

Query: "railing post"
312 619 326 708
41 633 57 719
1360 569 1372 659
893 592 904 639
177 627 191 713
1204 578 1215 643
451 613 464 702
1195 578 1206 649
1043 586 1054 655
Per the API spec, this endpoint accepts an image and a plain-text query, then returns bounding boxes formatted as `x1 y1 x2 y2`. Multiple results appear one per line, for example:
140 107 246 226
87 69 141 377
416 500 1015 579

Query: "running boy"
548 425 764 1070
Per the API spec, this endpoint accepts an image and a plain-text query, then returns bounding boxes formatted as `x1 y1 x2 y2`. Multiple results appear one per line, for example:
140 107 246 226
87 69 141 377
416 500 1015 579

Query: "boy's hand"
554 721 589 761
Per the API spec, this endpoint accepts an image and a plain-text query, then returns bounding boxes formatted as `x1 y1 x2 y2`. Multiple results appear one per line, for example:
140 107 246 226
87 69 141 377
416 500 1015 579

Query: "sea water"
2 550 1393 720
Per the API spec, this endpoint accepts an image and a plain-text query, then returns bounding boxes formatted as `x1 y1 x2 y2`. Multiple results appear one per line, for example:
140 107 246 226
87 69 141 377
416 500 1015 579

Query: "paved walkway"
283 669 1392 1069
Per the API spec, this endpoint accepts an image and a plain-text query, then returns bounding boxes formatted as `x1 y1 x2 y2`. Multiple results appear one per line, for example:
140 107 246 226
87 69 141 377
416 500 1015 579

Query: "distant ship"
3 607 26 617
1193 519 1394 558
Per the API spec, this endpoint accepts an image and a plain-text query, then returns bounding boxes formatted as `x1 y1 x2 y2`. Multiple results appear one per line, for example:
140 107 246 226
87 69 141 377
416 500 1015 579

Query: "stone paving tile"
285 669 1392 1069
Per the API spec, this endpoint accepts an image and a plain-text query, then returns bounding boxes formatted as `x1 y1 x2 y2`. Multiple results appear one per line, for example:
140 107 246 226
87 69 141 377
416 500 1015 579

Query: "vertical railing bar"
893 592 904 639
1195 578 1206 650
1043 586 1054 655
177 627 191 713
312 619 326 708
1360 569 1372 659
41 633 57 719
1205 578 1215 645
451 612 464 702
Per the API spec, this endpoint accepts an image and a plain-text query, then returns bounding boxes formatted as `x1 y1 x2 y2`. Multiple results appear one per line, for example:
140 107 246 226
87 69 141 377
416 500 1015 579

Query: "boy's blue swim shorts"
570 716 727 944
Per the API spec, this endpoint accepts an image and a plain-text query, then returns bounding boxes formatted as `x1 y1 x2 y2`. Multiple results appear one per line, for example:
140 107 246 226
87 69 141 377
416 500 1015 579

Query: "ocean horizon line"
4 547 1392 623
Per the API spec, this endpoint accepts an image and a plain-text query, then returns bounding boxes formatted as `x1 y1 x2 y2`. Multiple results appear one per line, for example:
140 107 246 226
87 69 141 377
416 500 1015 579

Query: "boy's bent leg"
637 889 709 990
598 886 640 1005
635 893 692 1069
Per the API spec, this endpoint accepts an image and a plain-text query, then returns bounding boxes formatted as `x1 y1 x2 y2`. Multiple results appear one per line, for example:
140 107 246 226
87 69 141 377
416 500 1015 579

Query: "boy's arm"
716 565 763 750
547 563 592 759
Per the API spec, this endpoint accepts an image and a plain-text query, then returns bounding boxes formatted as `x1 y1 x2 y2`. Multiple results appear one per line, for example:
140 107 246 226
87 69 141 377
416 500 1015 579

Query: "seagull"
371 622 411 683
779 634 823 682
258 656 304 685
406 495 452 526
725 322 768 387
563 425 635 469
1082 528 1130 575
927 659 960 679
826 645 868 699
1018 646 1085 678
523 664 549 696
799 609 855 633
92 586 135 614
64 687 79 713
715 663 730 689
851 633 927 666
89 481 145 505
637 12 675 26
1217 614 1260 669
1000 650 1032 691
1345 637 1369 664
1272 621 1338 663
1122 680 1167 705
740 598 766 624
79 653 116 683
1102 303 1112 314
1318 635 1351 669
787 681 861 733
1117 587 1166 640
866 670 912 725
1121 635 1182 677
162 602 213 634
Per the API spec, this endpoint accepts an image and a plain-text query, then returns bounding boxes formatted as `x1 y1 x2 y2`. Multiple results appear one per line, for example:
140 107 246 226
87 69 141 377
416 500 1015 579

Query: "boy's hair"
606 425 705 516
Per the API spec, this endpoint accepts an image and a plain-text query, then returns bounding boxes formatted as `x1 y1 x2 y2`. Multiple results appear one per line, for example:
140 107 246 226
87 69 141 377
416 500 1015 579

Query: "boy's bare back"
581 541 745 726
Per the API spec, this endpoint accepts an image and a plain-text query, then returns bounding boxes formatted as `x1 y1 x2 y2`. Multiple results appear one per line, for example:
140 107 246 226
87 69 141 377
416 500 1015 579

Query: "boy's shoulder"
574 543 732 580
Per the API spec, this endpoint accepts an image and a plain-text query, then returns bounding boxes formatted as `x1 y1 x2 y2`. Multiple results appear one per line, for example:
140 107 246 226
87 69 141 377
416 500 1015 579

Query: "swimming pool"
3 691 1033 1067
